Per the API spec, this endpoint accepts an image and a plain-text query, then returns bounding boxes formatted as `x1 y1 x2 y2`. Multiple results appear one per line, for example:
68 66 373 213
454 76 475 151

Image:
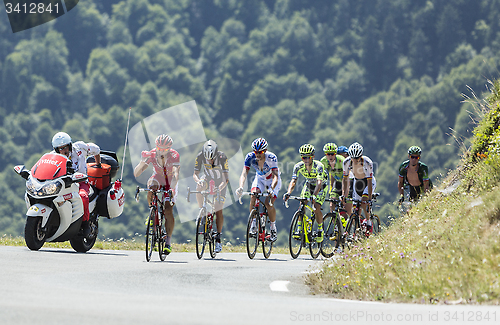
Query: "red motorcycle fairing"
31 153 68 180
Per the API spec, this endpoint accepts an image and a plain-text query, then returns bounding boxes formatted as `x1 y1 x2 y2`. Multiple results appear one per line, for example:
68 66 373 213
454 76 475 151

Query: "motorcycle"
14 151 125 252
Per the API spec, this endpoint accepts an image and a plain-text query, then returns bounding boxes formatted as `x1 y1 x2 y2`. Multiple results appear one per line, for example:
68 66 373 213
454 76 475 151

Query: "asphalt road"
0 246 498 325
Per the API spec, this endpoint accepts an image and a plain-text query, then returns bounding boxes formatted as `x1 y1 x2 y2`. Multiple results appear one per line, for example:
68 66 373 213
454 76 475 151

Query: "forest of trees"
1 0 499 246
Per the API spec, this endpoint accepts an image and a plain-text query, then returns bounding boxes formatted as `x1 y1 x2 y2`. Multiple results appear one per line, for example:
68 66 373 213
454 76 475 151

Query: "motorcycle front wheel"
25 216 47 251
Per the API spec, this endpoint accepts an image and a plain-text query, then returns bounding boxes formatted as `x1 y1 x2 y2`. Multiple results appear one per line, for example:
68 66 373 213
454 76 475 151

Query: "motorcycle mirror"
14 165 30 180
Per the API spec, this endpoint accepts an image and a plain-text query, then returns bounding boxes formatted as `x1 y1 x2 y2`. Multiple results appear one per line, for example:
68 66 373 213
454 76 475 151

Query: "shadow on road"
38 249 128 256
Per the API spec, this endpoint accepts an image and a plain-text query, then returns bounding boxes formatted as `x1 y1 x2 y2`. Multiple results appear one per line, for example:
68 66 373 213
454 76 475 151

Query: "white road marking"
270 280 290 292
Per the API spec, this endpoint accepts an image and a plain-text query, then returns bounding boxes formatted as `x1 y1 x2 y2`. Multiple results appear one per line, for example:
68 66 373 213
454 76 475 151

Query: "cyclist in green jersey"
320 143 347 226
283 144 326 242
398 146 430 202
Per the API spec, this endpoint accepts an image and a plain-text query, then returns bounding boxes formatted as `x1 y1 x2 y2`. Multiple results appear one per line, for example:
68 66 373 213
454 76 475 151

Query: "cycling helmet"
408 146 422 156
337 146 348 154
323 142 338 154
252 138 268 152
348 142 363 158
299 144 315 156
52 132 72 153
203 139 218 160
155 134 173 149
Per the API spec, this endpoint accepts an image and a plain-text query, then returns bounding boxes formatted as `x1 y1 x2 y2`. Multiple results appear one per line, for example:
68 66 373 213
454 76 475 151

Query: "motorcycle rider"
51 132 101 237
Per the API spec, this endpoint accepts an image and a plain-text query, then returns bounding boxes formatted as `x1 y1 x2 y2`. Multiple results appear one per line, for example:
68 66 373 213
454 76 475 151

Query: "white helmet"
52 132 72 153
203 140 218 160
348 142 363 158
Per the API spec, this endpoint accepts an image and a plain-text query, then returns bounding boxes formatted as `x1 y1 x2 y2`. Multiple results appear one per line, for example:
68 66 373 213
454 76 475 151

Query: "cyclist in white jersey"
341 142 376 231
236 138 281 242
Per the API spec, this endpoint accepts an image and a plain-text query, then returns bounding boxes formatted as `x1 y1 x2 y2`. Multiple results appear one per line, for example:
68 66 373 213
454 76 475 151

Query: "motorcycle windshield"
31 153 68 180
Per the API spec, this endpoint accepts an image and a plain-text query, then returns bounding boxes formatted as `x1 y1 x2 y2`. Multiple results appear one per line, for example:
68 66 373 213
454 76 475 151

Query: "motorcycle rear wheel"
25 216 46 251
70 218 98 253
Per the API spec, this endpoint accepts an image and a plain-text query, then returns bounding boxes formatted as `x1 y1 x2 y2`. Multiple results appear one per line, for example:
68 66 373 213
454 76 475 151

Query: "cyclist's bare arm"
398 176 405 196
171 165 180 189
270 168 279 192
220 172 229 191
313 178 322 196
193 170 202 184
423 179 430 192
342 175 349 198
367 178 373 200
286 178 297 194
238 167 249 190
134 160 148 178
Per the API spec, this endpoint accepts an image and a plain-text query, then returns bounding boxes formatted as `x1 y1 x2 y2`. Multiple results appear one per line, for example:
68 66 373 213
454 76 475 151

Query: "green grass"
306 80 500 305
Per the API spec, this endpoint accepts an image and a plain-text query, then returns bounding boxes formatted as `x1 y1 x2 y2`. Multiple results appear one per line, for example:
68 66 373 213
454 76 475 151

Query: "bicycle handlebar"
186 187 221 203
238 191 273 207
135 186 174 206
284 196 316 211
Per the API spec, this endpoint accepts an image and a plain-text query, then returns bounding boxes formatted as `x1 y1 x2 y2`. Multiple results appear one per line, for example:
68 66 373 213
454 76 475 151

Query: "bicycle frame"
187 187 221 259
135 186 173 261
240 191 273 259
286 196 322 259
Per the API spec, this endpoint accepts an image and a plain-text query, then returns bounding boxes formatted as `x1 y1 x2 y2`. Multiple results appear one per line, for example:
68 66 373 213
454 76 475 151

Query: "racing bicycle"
187 186 221 259
239 191 273 259
135 186 173 262
285 196 323 259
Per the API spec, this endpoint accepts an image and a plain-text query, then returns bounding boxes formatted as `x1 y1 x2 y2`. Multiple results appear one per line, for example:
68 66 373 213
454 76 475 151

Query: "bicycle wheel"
195 208 207 259
209 216 216 258
371 214 381 235
246 210 259 259
145 208 156 262
288 211 304 259
321 212 341 258
158 214 166 261
308 217 321 259
262 214 273 259
345 213 359 249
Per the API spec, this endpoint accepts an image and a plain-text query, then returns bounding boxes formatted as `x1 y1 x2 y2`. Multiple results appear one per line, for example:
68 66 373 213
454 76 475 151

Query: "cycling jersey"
244 151 280 178
245 151 281 197
141 148 180 188
343 156 375 201
398 160 431 199
194 151 229 184
398 160 429 184
64 141 100 174
320 155 345 197
342 156 373 179
291 160 327 205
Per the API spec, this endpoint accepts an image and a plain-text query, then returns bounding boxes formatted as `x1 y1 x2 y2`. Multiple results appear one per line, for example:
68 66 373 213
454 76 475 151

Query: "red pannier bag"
87 163 112 190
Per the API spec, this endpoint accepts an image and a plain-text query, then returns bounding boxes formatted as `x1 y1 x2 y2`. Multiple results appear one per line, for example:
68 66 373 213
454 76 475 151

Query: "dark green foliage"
0 0 499 242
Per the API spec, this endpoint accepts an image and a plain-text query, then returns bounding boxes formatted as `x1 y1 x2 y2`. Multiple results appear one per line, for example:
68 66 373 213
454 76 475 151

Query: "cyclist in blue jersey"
236 138 281 242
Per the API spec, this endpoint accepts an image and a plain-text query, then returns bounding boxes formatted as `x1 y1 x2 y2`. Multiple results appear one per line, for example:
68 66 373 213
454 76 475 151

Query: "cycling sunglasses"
326 152 336 156
410 155 420 160
301 155 313 160
254 150 266 154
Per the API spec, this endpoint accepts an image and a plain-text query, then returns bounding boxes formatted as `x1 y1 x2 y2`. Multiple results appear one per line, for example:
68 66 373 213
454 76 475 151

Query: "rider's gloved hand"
398 195 404 203
236 187 243 197
266 188 274 197
283 192 290 201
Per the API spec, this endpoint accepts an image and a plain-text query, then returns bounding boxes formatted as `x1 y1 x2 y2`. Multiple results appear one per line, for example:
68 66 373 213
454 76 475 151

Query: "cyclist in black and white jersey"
341 142 377 232
193 140 229 253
